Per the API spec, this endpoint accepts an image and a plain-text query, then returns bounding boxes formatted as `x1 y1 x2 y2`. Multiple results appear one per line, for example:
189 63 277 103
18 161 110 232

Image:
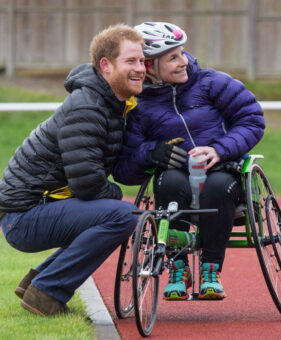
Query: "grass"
0 84 64 103
250 127 281 194
0 83 281 195
0 111 52 171
244 81 281 101
0 84 63 172
0 233 95 340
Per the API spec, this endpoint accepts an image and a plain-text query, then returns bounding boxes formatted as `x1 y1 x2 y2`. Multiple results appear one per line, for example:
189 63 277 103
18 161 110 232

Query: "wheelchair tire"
114 175 154 319
266 195 281 267
114 234 135 318
132 211 159 337
246 163 281 313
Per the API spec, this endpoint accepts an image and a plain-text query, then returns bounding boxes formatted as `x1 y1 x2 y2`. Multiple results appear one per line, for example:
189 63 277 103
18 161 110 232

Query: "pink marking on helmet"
173 29 183 40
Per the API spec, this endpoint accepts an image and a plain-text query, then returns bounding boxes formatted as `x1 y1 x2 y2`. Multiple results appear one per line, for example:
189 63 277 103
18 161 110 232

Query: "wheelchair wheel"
132 212 159 337
266 195 281 264
114 234 135 318
114 176 154 318
246 163 281 313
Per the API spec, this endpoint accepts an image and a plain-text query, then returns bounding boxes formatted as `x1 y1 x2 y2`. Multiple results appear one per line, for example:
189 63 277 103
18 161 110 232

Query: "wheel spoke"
133 213 159 336
114 176 154 320
139 278 153 324
114 237 135 318
246 163 281 313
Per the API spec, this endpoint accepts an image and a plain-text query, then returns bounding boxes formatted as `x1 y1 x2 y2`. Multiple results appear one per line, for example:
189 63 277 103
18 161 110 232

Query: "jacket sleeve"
58 106 122 200
113 109 157 185
206 71 265 161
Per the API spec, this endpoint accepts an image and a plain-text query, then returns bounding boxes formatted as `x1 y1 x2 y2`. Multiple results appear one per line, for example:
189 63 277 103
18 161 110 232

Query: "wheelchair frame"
114 155 281 337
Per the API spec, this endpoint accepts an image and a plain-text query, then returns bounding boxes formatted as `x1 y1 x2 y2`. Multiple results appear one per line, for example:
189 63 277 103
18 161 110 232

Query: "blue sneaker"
199 263 227 300
163 260 192 301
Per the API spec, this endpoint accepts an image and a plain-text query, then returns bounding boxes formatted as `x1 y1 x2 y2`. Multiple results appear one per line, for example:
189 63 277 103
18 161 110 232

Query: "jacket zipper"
172 86 196 148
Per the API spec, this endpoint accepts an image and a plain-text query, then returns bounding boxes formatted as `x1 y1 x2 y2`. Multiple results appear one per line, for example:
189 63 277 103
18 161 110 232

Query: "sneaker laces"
200 270 221 285
168 261 190 285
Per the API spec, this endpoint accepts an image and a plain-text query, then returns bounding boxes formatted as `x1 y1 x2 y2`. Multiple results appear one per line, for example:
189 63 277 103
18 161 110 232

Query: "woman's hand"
188 146 221 170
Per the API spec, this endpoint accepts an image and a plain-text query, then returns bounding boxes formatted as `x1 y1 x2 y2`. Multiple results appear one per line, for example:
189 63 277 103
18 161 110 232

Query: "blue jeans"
1 198 137 303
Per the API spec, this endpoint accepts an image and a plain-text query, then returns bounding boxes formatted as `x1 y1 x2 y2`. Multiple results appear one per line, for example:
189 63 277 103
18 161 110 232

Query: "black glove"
147 138 187 169
109 182 123 200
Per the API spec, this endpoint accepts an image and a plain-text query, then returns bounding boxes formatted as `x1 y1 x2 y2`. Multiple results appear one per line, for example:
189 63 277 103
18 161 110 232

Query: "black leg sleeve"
155 168 192 230
155 168 192 265
199 171 242 270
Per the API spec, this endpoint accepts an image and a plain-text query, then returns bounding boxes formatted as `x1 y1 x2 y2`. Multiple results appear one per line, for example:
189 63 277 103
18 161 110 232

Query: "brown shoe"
21 284 69 316
15 268 38 299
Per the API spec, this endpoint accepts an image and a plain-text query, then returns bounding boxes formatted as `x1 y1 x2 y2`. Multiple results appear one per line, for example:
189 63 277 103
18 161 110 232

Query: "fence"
1 0 281 80
0 102 281 112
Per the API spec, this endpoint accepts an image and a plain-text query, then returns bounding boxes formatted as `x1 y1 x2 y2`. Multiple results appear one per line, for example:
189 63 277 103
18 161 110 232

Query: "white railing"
0 102 281 112
0 103 61 111
259 102 281 110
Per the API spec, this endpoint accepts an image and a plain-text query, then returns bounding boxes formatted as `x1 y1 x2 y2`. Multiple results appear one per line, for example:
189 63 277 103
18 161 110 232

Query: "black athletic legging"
154 168 243 270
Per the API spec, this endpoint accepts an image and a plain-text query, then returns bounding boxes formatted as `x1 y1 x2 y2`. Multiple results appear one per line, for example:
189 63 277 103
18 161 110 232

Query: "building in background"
0 0 281 80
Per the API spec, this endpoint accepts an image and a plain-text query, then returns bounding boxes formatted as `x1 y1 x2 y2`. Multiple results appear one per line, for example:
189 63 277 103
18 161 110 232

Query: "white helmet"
134 22 187 58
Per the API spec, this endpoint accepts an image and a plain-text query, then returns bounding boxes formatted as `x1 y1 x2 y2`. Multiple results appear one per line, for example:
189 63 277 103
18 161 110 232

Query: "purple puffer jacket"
113 52 265 185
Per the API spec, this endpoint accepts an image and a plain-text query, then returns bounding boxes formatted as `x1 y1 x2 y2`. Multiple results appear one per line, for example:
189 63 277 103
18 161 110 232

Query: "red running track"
93 197 281 340
94 246 281 340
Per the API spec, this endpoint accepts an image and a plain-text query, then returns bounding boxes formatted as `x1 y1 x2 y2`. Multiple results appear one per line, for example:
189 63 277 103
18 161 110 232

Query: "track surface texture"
94 203 281 340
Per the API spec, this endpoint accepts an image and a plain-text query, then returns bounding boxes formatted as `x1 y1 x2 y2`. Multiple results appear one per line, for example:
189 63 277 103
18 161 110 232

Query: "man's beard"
110 70 143 100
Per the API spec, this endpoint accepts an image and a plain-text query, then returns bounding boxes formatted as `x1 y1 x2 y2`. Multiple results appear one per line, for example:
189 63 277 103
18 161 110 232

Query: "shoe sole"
14 287 25 300
20 300 46 316
163 292 189 301
163 279 192 301
198 288 226 300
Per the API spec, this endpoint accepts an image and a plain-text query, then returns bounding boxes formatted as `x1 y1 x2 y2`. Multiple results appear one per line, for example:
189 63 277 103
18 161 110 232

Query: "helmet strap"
145 58 164 86
154 58 164 85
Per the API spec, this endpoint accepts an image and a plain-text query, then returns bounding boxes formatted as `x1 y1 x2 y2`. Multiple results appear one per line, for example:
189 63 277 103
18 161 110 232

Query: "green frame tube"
158 219 169 244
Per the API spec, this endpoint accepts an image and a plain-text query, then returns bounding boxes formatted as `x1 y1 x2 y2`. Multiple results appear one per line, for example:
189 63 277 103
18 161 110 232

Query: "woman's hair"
89 23 143 73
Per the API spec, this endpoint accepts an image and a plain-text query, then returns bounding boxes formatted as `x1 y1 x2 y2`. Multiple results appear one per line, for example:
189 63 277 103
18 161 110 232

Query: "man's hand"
109 182 123 200
188 146 221 170
149 138 187 169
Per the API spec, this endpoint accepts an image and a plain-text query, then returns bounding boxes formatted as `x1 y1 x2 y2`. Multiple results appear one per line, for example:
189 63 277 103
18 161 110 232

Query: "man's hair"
89 23 143 73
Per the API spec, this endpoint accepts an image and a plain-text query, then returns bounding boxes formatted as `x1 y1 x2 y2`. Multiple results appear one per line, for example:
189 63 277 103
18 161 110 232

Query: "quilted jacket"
0 64 126 211
113 53 265 185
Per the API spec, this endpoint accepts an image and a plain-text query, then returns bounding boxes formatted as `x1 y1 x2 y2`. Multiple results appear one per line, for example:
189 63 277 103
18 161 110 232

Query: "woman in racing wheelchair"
113 21 265 300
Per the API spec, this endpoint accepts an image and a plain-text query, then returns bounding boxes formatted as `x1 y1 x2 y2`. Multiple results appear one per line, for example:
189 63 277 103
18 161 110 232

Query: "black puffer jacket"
0 64 126 212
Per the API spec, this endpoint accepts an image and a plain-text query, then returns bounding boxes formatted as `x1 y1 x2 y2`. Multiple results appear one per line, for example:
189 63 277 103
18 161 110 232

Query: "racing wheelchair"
114 155 281 337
